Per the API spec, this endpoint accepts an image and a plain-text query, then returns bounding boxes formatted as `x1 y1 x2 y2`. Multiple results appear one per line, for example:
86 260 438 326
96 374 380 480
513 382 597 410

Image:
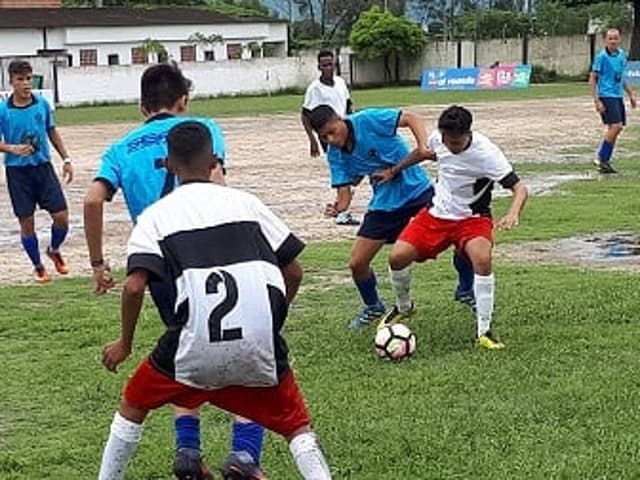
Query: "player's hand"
371 167 395 185
496 213 519 231
594 99 606 114
310 140 320 158
102 338 131 373
62 162 73 184
93 263 116 295
324 202 338 217
12 144 34 156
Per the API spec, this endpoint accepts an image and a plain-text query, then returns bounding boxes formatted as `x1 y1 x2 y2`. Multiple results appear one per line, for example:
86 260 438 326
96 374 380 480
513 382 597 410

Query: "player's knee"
348 257 367 277
472 255 492 275
388 252 410 271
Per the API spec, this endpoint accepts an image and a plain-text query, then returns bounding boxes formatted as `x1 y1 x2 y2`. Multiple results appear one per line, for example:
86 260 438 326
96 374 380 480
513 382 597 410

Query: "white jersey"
428 131 519 220
127 181 304 390
302 76 350 117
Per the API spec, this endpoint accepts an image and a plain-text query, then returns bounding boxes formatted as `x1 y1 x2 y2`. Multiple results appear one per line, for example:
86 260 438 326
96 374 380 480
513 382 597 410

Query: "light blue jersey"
96 114 226 222
0 94 55 167
592 47 627 98
326 108 431 212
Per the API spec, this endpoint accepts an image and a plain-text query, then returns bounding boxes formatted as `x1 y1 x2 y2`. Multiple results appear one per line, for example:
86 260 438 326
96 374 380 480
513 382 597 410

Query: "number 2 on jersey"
205 270 242 342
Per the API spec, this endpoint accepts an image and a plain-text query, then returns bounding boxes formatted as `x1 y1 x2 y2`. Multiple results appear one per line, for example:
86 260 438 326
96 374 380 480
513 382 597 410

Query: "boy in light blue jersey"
84 64 267 480
589 28 637 174
0 59 74 283
309 105 475 330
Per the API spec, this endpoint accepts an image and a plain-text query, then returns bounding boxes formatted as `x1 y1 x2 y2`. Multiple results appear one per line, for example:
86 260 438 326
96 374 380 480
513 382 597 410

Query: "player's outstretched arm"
496 181 528 230
47 127 73 183
84 181 116 295
102 268 148 372
281 259 303 305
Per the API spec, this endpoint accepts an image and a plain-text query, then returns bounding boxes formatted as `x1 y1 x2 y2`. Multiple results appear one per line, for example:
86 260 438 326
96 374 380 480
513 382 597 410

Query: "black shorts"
5 162 67 218
357 188 434 243
599 97 626 125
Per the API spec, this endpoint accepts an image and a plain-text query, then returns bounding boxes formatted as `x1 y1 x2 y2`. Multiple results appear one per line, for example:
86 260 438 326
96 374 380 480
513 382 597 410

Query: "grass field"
2 91 640 479
54 83 591 126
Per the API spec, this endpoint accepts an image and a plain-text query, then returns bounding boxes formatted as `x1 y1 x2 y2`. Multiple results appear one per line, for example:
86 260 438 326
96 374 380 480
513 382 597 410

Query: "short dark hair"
8 59 32 78
140 63 192 112
167 121 215 170
604 27 622 37
317 49 334 63
309 104 339 132
438 105 473 135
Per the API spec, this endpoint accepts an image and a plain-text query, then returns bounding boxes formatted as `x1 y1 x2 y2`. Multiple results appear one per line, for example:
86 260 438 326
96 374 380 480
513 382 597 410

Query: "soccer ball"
374 323 416 361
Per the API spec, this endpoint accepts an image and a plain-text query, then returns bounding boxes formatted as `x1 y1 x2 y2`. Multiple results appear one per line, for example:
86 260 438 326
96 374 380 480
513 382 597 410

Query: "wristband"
63 158 72 165
91 258 104 267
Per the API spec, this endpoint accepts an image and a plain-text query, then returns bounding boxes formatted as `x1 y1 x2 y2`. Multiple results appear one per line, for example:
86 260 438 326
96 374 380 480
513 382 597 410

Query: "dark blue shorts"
600 97 626 125
5 162 67 218
358 187 434 243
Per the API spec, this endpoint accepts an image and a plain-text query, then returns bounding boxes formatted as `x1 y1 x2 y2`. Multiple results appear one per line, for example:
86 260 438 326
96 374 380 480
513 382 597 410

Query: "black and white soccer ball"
374 323 416 360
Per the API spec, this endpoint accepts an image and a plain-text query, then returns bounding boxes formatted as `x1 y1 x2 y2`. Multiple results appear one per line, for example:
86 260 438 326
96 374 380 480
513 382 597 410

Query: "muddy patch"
499 232 640 272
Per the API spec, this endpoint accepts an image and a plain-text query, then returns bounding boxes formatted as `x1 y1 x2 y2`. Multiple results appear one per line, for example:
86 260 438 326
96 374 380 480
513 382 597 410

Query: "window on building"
79 49 97 67
158 50 169 63
226 43 242 60
107 54 120 66
181 45 196 62
204 50 215 61
131 47 149 65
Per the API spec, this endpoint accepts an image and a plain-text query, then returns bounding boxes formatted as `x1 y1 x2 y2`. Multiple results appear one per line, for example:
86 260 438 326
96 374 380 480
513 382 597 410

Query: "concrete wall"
56 56 317 106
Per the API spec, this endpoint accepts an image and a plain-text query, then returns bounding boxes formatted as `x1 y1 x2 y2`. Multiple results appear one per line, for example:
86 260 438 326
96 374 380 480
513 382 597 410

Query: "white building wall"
0 29 45 56
56 56 316 106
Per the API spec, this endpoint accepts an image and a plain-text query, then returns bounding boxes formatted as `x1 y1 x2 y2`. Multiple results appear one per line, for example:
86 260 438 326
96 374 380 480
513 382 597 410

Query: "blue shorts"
358 188 434 243
600 97 626 125
5 162 67 218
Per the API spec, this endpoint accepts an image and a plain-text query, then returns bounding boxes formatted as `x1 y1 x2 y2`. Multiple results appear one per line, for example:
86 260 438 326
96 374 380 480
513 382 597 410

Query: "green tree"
141 38 168 62
631 0 640 59
350 6 426 83
456 8 529 39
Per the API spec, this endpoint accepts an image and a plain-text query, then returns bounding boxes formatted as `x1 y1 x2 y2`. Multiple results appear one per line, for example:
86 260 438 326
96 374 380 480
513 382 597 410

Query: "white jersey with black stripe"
126 181 304 390
427 131 517 220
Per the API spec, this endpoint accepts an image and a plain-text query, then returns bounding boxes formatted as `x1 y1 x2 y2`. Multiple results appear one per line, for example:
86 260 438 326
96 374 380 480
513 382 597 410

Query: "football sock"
50 224 68 252
355 273 382 307
453 252 474 294
289 432 332 480
598 140 614 163
474 273 495 337
98 412 143 480
20 234 42 268
388 265 412 312
175 415 200 450
232 420 265 463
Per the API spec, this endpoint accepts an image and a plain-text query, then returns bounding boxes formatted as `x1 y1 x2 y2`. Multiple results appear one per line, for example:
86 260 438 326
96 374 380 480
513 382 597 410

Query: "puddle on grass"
500 232 640 272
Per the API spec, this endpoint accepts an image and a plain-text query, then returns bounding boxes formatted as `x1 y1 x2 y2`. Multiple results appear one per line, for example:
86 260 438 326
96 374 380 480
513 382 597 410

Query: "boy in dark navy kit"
0 59 73 283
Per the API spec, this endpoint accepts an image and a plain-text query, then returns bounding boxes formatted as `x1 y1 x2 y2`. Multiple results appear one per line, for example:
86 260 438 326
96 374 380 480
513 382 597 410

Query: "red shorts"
124 358 310 437
398 209 494 262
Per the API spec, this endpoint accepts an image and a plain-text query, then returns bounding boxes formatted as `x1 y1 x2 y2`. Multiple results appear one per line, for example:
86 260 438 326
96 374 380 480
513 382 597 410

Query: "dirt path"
0 96 631 284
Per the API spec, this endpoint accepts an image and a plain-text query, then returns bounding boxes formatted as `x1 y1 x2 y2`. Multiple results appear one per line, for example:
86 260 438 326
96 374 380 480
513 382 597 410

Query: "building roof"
0 7 285 29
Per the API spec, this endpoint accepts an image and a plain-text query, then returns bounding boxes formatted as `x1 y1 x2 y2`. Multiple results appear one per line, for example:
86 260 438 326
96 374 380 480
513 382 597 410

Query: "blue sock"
21 234 42 268
232 421 265 464
453 252 474 294
50 224 68 252
355 273 382 307
598 140 614 163
175 415 200 450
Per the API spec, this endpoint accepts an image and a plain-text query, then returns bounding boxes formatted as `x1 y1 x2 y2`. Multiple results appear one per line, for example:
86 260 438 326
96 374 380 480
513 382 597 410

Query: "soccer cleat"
334 211 360 226
597 162 618 174
46 248 69 275
173 448 215 480
477 330 505 350
221 451 267 480
454 288 476 312
349 302 386 330
376 303 415 330
33 265 51 284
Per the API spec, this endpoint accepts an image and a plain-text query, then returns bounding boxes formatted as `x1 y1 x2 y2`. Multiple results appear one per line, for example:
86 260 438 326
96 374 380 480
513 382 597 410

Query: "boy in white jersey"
384 105 528 349
98 122 331 480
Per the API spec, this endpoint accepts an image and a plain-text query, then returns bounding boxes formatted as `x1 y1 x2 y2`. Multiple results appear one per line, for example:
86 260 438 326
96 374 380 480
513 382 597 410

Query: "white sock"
389 265 412 312
473 273 495 337
289 432 332 480
98 412 143 480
